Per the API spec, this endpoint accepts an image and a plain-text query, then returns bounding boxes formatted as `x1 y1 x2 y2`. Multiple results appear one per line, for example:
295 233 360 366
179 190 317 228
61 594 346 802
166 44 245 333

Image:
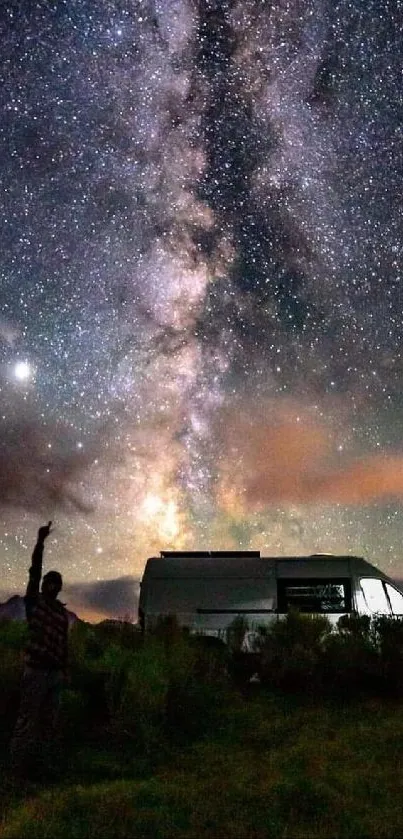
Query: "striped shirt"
24 541 68 671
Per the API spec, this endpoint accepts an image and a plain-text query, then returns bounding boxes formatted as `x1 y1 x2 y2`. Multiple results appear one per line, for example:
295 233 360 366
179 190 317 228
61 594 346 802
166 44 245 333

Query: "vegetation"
2 613 403 837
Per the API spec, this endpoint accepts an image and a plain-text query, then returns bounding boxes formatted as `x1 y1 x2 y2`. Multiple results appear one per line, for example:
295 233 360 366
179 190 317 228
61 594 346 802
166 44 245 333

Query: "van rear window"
277 578 351 614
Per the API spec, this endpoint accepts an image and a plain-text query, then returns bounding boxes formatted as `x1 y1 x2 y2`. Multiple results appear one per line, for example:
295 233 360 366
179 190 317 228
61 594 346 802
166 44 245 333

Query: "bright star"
13 360 32 382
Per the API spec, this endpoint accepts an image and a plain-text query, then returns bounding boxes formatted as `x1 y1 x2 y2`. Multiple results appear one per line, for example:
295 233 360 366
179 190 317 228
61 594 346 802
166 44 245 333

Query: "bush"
321 618 379 696
66 620 232 752
6 606 403 771
257 611 331 693
164 635 231 741
0 619 28 649
226 616 249 653
66 623 109 731
0 621 27 724
59 688 90 738
94 620 143 651
374 616 403 695
114 641 169 750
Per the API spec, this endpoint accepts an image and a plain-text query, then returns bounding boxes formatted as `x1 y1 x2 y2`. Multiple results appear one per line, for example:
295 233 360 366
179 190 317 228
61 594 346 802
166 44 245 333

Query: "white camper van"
138 551 403 635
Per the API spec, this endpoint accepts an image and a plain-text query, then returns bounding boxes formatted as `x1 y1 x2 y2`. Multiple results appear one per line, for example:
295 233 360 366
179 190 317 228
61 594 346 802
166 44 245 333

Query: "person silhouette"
10 522 69 779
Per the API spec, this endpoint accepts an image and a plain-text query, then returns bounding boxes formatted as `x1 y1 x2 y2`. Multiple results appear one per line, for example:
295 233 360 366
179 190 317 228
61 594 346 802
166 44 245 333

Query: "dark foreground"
2 614 403 837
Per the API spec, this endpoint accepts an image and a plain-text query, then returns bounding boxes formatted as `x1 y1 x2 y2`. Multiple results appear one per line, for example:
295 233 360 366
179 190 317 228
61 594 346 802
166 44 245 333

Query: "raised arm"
25 521 52 619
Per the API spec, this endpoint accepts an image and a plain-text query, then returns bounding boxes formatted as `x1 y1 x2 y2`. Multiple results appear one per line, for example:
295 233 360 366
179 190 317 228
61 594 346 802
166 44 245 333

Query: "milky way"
0 0 402 620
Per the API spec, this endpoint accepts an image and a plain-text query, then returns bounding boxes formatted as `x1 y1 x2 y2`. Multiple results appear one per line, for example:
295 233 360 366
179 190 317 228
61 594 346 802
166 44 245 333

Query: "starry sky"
1 0 402 621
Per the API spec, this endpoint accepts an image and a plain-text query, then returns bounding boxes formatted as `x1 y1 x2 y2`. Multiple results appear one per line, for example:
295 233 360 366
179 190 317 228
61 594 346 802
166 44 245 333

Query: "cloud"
0 388 94 514
216 399 403 510
311 457 403 506
65 575 139 621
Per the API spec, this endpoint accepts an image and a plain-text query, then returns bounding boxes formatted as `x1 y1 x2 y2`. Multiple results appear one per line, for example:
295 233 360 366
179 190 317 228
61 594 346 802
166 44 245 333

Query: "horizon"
2 552 403 624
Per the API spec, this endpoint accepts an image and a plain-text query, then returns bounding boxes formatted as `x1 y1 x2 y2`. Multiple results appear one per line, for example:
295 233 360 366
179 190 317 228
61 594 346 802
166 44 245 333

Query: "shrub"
66 622 108 731
68 621 105 671
164 635 231 741
226 616 249 653
187 635 228 681
0 619 28 649
0 621 27 724
94 620 143 652
321 619 379 696
256 611 331 693
115 641 169 751
59 687 90 738
374 616 403 695
65 620 232 752
150 614 184 647
337 613 372 636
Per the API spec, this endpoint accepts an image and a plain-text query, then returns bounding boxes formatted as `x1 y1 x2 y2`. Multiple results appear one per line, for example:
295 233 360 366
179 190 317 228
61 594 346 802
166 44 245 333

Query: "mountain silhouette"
0 594 79 626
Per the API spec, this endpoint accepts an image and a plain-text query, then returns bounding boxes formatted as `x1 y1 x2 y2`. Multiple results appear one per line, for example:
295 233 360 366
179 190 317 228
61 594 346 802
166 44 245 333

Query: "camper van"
138 551 403 636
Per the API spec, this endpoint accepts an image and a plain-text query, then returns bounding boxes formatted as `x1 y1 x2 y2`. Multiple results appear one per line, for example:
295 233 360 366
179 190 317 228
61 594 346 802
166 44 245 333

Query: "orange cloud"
216 401 403 509
314 456 403 505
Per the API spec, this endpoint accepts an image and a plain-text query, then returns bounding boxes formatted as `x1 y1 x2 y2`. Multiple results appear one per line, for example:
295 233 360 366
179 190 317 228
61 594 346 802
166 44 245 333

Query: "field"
1 614 403 838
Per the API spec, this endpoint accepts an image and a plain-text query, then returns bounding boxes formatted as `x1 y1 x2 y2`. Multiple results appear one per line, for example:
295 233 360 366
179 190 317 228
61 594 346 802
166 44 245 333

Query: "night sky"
1 0 402 621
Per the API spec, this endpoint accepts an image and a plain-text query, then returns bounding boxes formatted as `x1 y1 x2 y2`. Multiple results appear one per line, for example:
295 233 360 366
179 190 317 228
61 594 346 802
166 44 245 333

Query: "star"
13 361 33 383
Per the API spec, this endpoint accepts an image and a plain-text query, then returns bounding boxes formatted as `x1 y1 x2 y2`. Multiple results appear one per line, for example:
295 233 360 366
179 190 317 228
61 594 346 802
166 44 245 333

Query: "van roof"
143 554 387 581
159 551 261 558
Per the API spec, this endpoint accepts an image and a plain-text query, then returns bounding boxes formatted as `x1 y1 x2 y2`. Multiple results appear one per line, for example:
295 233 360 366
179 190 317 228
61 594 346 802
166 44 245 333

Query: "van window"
385 583 403 616
360 578 390 615
277 579 351 614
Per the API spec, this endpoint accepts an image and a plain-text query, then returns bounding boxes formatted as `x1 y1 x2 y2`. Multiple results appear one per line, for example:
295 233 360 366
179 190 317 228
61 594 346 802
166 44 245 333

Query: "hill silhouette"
0 594 79 626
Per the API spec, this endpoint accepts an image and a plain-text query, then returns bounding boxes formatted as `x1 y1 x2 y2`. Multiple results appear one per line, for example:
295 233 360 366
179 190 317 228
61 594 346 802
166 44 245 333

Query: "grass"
2 614 403 837
3 694 403 838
